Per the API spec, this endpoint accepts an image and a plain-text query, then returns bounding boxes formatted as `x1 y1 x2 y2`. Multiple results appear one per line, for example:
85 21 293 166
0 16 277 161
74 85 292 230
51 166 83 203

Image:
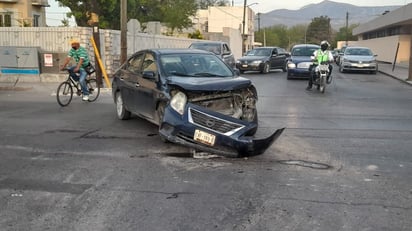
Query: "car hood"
290 56 312 63
238 56 267 61
344 55 375 61
167 76 252 91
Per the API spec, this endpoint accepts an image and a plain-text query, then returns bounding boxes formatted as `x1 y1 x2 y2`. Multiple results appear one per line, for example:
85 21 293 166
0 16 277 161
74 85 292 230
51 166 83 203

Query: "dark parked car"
235 47 289 74
286 44 320 79
112 48 284 157
338 46 378 74
189 41 235 68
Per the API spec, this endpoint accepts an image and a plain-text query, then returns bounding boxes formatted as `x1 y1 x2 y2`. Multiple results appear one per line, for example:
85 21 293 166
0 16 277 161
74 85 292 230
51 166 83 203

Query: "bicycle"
56 68 100 107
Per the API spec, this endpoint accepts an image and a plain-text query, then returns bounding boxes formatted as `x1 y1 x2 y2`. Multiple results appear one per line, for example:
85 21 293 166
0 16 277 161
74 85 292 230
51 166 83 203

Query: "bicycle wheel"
87 78 100 102
56 81 73 106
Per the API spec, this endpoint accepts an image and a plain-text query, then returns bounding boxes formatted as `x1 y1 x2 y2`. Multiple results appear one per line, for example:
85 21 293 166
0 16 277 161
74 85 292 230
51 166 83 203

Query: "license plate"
194 129 216 146
242 64 248 68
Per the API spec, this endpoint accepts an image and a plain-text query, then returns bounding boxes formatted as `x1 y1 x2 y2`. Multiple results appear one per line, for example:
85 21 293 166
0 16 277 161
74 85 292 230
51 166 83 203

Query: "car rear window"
189 43 221 55
292 47 318 56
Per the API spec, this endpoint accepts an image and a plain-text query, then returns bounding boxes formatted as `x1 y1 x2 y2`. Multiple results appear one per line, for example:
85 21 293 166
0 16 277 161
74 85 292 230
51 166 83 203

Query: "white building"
353 3 412 65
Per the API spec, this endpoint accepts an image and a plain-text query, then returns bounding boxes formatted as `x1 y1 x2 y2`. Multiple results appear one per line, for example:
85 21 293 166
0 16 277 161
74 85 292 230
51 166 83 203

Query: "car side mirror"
233 68 240 76
142 71 157 80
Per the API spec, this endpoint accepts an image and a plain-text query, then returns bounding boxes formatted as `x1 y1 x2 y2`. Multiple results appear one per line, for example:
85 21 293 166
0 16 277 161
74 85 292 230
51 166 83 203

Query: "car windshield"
189 44 221 55
292 47 318 56
247 48 271 56
345 48 373 56
160 53 233 77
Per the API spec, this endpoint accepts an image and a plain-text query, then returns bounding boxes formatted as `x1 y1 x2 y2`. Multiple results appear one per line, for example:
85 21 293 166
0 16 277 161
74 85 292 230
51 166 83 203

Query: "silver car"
339 47 378 74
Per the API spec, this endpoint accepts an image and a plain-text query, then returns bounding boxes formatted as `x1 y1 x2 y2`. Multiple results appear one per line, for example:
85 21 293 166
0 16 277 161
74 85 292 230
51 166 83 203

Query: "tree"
333 24 359 47
198 0 229 9
160 0 198 34
306 16 332 44
60 18 70 27
255 25 289 48
56 0 198 30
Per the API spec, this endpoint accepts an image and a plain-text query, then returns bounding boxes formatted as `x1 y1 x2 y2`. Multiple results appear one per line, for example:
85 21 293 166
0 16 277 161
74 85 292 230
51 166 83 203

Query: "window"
142 53 157 73
126 53 144 74
33 15 40 27
0 14 12 27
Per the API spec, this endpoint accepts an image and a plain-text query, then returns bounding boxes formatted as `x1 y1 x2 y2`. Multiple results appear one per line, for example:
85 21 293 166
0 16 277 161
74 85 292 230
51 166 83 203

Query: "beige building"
194 6 256 59
0 0 49 27
352 3 412 65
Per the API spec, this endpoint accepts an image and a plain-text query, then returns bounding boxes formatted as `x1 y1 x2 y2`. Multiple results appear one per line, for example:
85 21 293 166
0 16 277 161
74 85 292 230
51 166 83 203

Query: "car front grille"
188 108 244 136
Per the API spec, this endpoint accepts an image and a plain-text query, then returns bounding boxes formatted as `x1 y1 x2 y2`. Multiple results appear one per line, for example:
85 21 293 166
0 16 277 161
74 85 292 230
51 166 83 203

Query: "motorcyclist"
306 40 334 90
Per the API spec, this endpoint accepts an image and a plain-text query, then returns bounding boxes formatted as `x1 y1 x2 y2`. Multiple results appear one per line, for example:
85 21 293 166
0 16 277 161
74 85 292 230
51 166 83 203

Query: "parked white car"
339 46 378 74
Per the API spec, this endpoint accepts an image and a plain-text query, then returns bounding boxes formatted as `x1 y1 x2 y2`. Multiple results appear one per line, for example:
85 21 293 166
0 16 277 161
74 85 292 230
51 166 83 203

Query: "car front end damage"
158 87 285 157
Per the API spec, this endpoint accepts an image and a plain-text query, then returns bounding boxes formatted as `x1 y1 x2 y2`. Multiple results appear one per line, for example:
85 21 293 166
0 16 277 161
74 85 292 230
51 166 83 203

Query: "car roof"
253 46 281 49
140 48 213 55
190 41 226 45
292 44 320 48
345 46 371 50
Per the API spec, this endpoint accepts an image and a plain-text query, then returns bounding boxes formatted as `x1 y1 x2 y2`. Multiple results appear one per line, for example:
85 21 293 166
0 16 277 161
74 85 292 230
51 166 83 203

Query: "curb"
379 70 412 86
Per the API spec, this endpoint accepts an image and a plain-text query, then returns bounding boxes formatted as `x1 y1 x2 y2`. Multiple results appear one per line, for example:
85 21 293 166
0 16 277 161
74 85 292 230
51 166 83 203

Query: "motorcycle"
311 62 332 94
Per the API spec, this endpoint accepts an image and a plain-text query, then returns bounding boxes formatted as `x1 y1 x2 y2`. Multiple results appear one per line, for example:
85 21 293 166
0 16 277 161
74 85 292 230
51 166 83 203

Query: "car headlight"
287 62 296 68
236 60 241 64
170 91 187 115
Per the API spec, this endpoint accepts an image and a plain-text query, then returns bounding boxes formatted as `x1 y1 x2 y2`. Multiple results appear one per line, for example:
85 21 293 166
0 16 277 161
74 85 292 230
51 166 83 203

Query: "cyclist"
60 38 91 101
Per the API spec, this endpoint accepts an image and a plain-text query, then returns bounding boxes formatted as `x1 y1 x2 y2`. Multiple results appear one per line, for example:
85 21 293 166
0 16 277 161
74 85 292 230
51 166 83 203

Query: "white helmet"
320 40 330 50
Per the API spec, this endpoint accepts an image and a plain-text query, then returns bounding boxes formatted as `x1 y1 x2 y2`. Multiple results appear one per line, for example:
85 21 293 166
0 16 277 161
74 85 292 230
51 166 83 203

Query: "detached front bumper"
159 103 285 158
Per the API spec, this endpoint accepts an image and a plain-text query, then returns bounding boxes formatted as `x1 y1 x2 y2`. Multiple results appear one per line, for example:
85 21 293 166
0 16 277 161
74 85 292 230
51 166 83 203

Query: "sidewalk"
378 62 412 86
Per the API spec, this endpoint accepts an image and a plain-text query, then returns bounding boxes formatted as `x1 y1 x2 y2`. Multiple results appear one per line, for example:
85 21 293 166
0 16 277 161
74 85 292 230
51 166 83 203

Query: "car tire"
115 91 131 120
282 63 287 72
261 63 270 74
339 65 345 73
156 102 169 143
287 73 292 80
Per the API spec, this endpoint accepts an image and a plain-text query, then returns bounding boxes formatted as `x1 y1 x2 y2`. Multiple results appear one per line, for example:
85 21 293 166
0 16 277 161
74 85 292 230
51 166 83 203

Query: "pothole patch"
278 160 331 170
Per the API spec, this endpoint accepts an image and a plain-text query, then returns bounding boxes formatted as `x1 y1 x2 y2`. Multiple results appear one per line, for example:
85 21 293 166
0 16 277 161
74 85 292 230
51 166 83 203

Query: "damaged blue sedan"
112 49 284 157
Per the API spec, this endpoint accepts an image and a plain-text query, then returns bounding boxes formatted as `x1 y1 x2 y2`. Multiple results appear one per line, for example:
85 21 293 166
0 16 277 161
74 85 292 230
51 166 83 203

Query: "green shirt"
68 46 90 68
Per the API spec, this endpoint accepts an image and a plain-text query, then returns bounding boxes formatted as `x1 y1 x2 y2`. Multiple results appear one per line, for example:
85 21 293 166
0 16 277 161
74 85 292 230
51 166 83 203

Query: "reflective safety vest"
314 49 330 64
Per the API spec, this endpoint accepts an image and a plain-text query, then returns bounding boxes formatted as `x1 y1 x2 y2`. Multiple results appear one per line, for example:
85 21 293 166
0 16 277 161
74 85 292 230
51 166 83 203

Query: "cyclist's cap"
69 38 80 45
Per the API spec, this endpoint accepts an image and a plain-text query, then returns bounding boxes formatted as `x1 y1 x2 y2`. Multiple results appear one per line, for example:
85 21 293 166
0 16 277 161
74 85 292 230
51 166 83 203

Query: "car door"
132 51 159 120
119 52 144 113
269 48 279 68
221 43 235 67
271 48 286 69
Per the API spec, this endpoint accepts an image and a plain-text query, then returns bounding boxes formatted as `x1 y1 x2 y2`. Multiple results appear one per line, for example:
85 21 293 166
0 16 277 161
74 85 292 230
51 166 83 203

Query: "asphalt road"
0 66 411 231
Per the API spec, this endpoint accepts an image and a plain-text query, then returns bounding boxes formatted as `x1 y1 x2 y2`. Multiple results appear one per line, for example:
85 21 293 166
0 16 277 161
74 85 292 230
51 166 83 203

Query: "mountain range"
257 0 402 30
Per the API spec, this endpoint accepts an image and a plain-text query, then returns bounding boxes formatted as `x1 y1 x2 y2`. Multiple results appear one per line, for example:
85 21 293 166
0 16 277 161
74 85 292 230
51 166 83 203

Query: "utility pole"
408 33 412 81
242 0 247 54
120 0 127 64
345 11 349 46
257 12 261 32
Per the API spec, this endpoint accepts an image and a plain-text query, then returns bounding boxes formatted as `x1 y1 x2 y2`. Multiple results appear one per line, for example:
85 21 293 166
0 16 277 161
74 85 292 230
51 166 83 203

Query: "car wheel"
339 65 345 73
115 91 131 120
261 63 270 74
287 72 292 80
282 63 287 72
156 102 169 143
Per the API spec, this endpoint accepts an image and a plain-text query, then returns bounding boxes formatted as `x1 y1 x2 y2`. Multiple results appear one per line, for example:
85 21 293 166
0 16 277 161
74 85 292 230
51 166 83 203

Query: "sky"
46 0 412 26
